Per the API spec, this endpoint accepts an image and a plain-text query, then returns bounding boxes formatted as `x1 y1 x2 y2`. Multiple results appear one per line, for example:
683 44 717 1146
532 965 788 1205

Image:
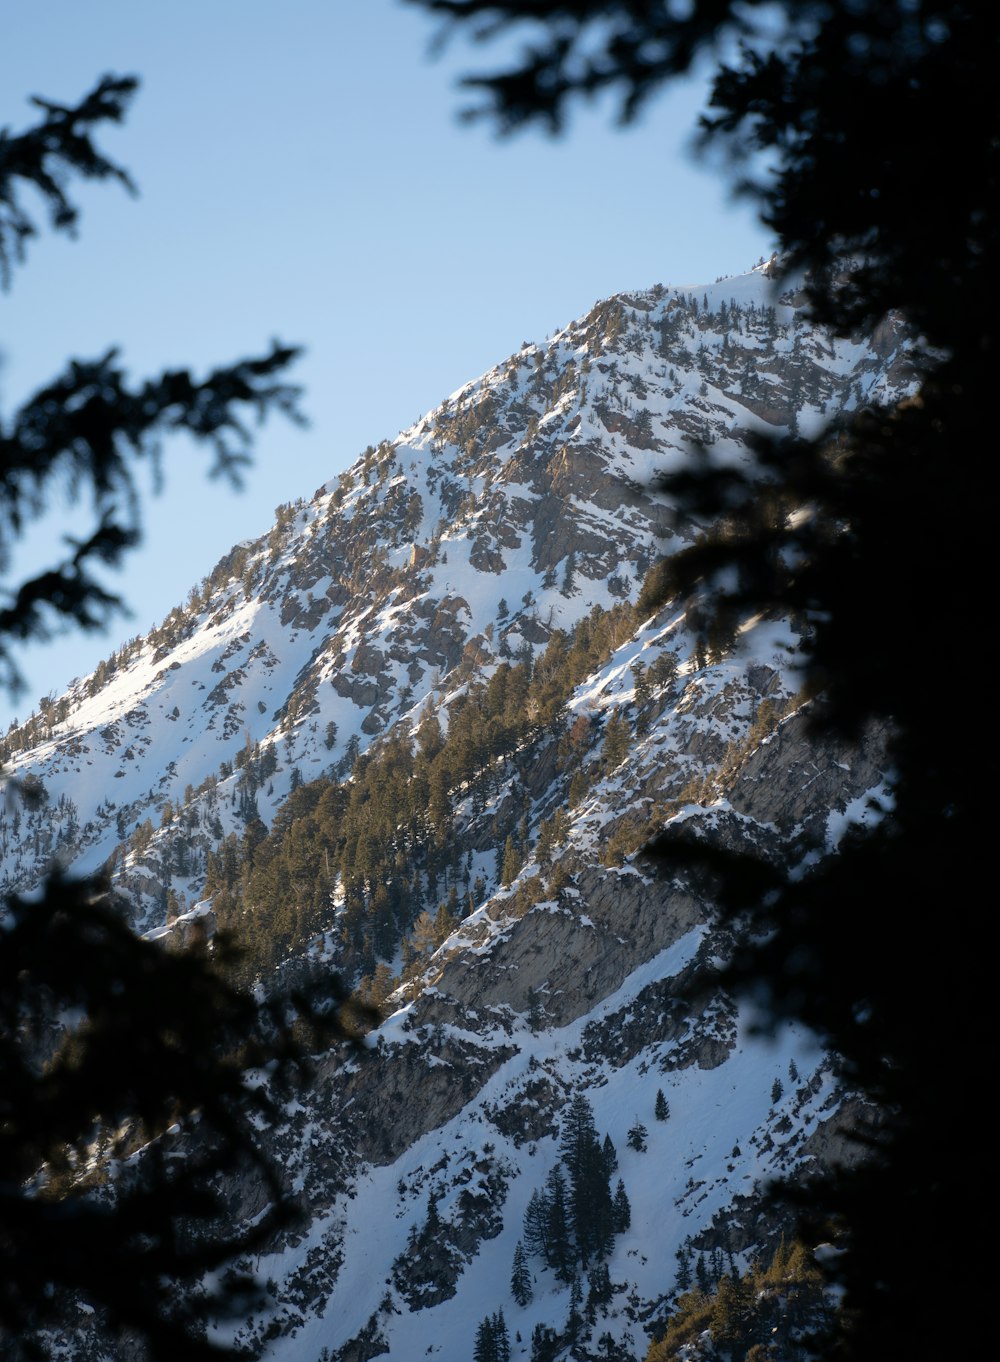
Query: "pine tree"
473 1315 497 1362
695 1253 711 1294
560 1093 614 1265
601 710 630 773
0 73 356 1362
562 550 577 594
631 660 652 731
536 817 555 866
526 986 544 1033
543 1165 574 1281
496 1310 511 1362
650 649 679 692
530 1323 559 1362
511 1240 532 1307
499 835 522 887
626 1118 648 1152
601 1132 618 1175
567 767 590 808
711 1273 755 1361
612 1178 631 1233
566 1275 584 1347
587 1261 613 1316
654 1088 670 1121
523 1187 550 1260
403 8 1000 1354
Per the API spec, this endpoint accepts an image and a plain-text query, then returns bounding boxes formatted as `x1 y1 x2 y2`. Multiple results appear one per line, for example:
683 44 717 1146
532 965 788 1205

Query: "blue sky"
0 0 770 726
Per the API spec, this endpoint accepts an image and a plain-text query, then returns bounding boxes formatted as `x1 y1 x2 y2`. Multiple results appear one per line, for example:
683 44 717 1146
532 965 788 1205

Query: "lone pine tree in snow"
627 1118 648 1152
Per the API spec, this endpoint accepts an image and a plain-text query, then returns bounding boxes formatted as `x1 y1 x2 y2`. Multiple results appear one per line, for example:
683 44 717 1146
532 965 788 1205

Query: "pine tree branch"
0 74 138 287
0 343 304 694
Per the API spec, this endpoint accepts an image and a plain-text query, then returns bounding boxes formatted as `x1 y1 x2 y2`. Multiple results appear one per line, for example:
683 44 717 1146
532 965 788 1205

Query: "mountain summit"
3 265 913 1361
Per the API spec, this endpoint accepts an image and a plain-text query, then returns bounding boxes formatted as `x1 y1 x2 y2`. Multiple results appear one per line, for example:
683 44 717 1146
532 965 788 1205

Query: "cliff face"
2 263 912 1361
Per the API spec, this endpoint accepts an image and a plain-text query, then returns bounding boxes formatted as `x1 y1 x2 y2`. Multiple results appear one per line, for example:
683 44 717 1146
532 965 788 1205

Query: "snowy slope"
3 264 911 1362
0 263 912 932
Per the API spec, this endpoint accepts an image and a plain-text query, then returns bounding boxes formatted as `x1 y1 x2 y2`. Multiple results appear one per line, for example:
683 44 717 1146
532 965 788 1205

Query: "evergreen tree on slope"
560 1092 614 1265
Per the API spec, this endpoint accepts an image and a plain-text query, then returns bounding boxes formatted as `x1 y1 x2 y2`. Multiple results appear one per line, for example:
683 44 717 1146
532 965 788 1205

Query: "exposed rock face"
423 877 705 1030
1 263 913 1361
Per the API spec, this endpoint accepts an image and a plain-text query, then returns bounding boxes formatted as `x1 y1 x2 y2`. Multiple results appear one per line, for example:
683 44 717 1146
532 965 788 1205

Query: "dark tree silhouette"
406 3 996 1357
0 876 367 1362
0 74 138 282
0 77 370 1361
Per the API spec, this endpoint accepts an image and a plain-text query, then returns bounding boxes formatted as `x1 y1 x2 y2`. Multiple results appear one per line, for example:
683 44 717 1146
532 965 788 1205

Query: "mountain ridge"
0 264 911 918
3 263 912 1361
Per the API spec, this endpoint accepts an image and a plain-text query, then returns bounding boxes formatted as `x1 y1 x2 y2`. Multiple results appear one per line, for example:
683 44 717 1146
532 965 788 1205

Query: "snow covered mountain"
3 263 914 1361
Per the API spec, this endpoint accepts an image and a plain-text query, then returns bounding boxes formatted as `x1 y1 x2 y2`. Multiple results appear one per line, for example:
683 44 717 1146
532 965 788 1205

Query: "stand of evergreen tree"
474 1308 511 1362
530 1322 560 1362
560 1092 616 1264
523 1094 627 1280
205 599 651 989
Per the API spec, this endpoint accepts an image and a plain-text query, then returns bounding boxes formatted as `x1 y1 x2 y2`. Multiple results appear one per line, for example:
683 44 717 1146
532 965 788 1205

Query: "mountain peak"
1 266 913 923
3 266 915 1360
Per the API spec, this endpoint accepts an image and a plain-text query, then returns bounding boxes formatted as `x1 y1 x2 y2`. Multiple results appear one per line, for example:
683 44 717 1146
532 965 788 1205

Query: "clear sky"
0 0 771 728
